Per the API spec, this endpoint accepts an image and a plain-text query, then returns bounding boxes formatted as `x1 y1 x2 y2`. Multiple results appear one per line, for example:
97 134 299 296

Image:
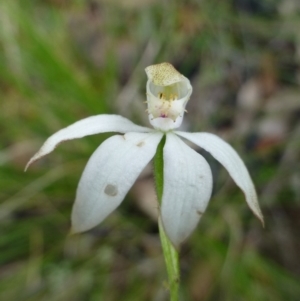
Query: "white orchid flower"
26 62 263 247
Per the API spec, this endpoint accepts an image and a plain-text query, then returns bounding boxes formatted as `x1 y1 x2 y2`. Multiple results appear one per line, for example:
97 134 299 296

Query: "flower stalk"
154 136 180 301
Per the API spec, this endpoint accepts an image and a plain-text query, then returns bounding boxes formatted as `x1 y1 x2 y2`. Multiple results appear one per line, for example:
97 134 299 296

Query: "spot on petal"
197 210 204 216
136 141 145 147
104 184 118 196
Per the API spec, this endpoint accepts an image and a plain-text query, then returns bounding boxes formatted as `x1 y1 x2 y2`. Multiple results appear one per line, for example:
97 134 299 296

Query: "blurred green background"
1 0 300 300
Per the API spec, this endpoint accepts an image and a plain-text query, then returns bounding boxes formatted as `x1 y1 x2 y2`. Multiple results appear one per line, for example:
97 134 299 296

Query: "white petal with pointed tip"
71 132 163 233
25 115 151 170
161 133 213 248
176 131 264 225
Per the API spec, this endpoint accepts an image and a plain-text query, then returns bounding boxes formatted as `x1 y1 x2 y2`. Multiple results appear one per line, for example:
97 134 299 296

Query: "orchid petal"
176 131 264 225
161 133 213 248
71 132 163 233
25 115 151 170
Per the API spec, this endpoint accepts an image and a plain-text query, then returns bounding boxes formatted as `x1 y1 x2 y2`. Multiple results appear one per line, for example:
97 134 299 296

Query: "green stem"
154 135 180 301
